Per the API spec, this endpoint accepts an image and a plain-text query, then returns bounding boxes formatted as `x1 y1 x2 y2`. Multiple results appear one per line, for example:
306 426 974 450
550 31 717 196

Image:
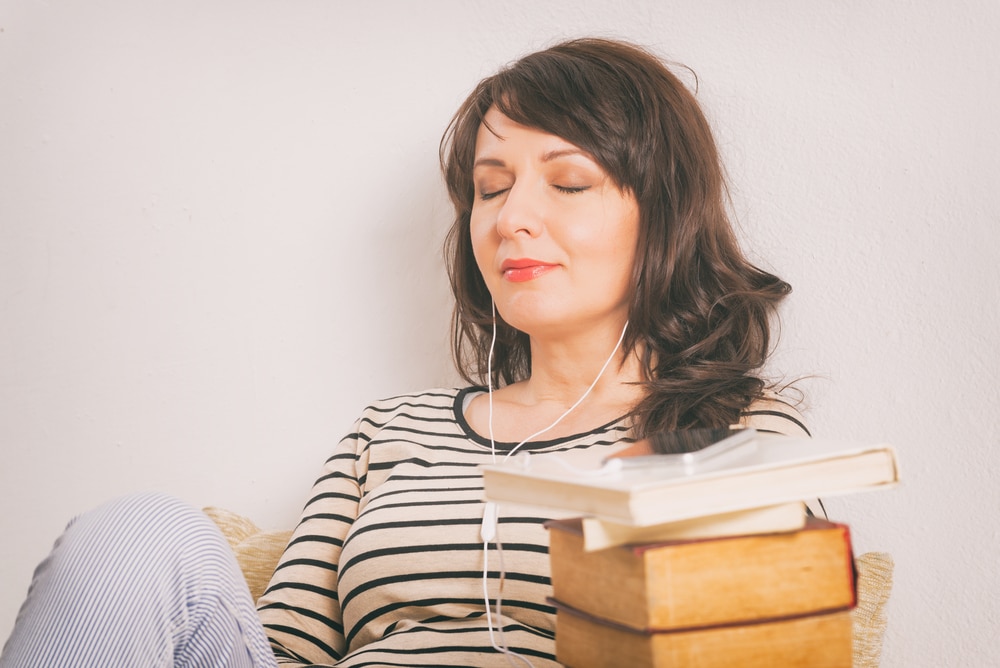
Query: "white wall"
1 1 997 664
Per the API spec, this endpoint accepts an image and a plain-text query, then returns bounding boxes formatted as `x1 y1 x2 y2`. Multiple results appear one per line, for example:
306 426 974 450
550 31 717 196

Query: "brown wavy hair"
440 38 791 435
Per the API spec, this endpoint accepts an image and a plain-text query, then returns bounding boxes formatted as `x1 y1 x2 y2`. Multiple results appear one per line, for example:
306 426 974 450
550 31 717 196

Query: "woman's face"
470 108 640 341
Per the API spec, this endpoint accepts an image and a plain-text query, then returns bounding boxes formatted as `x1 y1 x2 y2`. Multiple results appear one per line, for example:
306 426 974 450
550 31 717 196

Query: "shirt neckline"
452 386 632 452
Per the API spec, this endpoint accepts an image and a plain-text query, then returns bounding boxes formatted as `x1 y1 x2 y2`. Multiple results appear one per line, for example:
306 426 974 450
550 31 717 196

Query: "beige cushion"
852 551 894 668
205 507 893 666
203 506 293 602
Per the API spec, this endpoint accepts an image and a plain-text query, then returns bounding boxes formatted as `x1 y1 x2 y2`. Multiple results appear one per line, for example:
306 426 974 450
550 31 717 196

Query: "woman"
1 38 807 667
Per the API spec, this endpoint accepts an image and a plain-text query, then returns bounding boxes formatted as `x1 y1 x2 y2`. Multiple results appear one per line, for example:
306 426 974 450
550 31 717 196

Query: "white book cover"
481 434 900 527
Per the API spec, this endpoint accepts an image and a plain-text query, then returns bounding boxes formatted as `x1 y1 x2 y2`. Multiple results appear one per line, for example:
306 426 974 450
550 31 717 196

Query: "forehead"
474 107 581 158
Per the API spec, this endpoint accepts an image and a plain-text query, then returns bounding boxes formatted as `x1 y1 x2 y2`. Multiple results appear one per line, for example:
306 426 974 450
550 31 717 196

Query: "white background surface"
2 1 998 665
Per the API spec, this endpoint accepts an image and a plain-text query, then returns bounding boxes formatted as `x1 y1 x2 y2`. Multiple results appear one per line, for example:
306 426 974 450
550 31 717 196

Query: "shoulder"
739 392 810 437
362 387 466 414
349 387 472 436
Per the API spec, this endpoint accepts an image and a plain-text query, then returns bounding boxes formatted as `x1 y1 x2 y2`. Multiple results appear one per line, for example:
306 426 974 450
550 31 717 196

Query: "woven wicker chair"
204 507 893 667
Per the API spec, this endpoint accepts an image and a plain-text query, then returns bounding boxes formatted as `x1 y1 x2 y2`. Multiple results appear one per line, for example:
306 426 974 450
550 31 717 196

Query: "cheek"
571 212 638 265
468 211 495 275
609 199 641 257
593 205 640 289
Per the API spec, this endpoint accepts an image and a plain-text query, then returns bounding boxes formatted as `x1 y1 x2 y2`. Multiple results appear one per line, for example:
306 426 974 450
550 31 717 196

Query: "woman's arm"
740 393 810 437
256 421 364 666
741 392 829 516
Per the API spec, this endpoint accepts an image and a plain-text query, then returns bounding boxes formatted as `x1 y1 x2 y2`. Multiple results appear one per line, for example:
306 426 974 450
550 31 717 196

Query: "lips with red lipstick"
500 258 559 283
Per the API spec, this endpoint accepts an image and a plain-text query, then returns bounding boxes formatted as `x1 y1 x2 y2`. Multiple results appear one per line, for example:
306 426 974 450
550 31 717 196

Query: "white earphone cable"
499 319 630 463
481 307 629 666
488 302 498 465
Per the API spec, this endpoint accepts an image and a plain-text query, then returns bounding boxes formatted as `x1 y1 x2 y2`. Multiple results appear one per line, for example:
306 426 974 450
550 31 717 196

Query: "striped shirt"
256 386 809 667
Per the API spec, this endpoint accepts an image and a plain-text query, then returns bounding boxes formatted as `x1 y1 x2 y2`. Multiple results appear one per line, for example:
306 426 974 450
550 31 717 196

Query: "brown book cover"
546 515 856 631
552 599 853 668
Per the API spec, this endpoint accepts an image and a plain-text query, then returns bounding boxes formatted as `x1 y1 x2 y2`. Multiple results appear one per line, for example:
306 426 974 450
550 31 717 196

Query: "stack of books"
481 432 899 668
547 514 855 667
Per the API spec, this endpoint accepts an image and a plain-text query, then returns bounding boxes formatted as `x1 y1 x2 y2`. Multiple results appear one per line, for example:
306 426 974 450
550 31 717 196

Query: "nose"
495 182 543 239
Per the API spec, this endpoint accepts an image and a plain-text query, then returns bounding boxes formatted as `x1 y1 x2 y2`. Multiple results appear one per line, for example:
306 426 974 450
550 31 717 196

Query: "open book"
480 433 899 527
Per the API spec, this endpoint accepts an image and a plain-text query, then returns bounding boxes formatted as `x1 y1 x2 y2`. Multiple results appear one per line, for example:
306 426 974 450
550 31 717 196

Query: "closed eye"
553 185 590 194
479 188 509 201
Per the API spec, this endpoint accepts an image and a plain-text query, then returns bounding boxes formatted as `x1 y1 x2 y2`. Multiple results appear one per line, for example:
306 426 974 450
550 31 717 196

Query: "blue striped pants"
0 492 278 667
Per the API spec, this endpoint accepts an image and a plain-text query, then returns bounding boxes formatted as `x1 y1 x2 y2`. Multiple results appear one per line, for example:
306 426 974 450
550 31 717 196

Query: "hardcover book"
546 516 856 631
553 600 854 668
578 501 807 551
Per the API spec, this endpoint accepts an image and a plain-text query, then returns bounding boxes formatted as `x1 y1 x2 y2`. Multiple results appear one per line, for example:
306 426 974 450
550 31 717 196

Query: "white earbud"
481 501 499 543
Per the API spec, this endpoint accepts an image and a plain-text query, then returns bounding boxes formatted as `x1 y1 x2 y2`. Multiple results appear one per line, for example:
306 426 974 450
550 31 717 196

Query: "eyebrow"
472 157 506 169
472 148 590 170
541 148 587 162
